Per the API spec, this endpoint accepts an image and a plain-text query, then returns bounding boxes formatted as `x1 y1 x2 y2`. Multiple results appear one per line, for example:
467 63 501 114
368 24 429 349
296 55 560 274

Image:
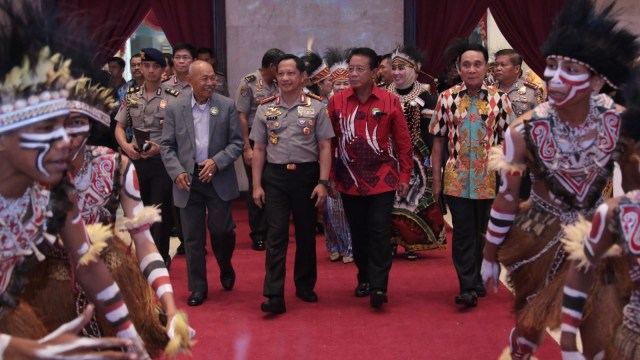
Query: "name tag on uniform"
297 107 315 118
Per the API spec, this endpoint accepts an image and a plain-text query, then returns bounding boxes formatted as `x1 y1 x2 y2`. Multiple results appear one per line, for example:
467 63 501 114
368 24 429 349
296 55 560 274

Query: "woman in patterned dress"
387 46 446 260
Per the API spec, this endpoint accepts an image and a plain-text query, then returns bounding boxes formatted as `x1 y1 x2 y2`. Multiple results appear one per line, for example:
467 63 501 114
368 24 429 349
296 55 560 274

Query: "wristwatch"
318 179 331 187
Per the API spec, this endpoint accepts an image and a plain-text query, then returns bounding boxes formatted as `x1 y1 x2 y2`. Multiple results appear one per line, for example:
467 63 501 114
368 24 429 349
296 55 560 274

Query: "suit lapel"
182 98 196 150
208 95 219 153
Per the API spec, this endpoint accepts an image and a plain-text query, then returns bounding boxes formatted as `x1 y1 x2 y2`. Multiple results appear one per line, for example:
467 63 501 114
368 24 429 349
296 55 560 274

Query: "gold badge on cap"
210 106 219 116
159 99 167 109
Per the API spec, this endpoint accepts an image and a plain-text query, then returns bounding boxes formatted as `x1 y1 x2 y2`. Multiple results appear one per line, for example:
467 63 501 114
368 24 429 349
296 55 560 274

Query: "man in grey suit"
161 60 243 306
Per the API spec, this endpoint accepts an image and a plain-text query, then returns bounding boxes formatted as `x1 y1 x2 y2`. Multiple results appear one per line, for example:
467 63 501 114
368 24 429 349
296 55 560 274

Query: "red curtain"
57 0 152 65
415 0 491 81
488 0 566 76
143 9 163 32
151 0 214 49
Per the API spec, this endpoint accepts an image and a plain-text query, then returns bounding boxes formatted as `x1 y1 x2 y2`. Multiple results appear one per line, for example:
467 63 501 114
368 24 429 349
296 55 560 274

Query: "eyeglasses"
174 56 193 61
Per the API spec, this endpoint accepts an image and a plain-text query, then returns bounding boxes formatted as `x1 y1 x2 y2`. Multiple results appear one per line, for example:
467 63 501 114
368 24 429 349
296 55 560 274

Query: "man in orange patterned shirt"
429 42 514 308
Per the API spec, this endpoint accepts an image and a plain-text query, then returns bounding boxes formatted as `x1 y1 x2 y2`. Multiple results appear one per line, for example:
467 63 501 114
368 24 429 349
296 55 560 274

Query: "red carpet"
166 199 561 360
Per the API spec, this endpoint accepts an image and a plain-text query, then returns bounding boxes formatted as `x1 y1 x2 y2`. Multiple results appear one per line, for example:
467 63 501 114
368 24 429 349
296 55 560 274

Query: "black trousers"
180 168 236 293
243 138 267 244
262 162 319 297
341 191 395 292
132 157 173 261
445 195 493 293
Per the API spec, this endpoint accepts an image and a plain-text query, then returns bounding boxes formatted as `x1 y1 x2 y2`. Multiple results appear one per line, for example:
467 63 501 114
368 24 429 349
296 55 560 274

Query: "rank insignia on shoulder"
244 74 256 83
260 95 277 105
306 92 323 102
165 88 179 97
523 81 540 90
127 86 140 94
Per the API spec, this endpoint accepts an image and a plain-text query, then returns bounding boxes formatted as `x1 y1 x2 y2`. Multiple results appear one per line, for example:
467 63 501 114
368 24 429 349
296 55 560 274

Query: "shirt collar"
459 82 489 97
191 94 209 109
344 84 381 101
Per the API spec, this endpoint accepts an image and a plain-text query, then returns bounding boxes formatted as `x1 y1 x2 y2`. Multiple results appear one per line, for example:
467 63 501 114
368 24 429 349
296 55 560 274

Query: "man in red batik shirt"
328 47 412 309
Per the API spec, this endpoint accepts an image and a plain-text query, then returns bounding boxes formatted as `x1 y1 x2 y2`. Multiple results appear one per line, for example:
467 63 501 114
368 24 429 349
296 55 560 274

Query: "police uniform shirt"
498 79 544 116
235 70 278 129
215 72 229 97
250 92 334 164
115 83 179 146
166 75 192 98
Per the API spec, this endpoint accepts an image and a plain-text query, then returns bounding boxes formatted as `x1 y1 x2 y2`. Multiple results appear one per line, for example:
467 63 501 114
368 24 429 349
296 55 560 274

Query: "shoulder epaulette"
307 92 323 102
127 86 140 94
523 81 540 90
165 88 180 97
260 95 277 105
244 74 256 83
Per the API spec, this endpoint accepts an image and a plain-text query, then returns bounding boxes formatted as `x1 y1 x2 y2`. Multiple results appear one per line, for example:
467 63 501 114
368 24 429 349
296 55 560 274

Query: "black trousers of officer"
244 138 267 245
341 191 395 293
132 157 173 262
180 166 236 293
262 162 319 298
445 195 493 294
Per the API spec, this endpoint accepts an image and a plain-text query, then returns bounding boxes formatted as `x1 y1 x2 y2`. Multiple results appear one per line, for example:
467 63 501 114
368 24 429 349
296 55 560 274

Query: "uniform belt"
269 162 317 171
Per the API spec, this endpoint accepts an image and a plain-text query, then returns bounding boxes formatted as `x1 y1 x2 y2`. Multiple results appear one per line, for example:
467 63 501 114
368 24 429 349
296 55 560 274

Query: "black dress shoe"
175 243 185 255
252 239 265 251
475 284 486 298
354 282 370 297
261 297 286 314
370 290 388 309
295 290 318 303
220 266 235 291
187 291 207 306
455 291 478 307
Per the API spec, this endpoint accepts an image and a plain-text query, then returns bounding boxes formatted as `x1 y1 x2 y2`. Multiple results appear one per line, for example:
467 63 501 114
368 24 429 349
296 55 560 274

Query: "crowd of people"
2 0 640 358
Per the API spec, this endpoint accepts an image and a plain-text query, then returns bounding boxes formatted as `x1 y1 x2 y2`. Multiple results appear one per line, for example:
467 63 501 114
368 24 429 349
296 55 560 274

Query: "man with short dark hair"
161 60 243 306
429 42 514 308
127 53 144 89
328 47 412 309
197 47 229 97
235 48 284 251
376 53 393 88
251 54 334 314
108 56 127 94
493 49 544 117
168 43 196 95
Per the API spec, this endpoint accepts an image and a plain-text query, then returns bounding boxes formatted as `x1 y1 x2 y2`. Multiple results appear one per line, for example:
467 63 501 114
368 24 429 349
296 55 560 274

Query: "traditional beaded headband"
0 47 72 133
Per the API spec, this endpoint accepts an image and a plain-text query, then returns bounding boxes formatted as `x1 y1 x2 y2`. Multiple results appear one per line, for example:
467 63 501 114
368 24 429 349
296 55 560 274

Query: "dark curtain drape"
415 0 491 81
57 0 152 65
488 0 566 76
151 0 214 49
142 9 163 32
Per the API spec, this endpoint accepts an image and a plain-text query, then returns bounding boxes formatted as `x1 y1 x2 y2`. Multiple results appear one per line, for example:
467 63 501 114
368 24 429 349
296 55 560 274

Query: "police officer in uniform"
114 47 179 268
493 49 544 116
197 47 229 97
235 48 284 251
250 54 334 314
166 43 196 97
493 48 544 200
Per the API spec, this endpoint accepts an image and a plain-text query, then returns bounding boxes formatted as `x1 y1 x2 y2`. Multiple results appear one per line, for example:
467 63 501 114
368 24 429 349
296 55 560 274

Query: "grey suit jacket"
161 93 243 207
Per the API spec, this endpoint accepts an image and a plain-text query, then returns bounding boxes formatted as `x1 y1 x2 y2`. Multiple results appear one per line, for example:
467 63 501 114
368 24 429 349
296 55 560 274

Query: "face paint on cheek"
543 66 591 107
19 127 70 177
